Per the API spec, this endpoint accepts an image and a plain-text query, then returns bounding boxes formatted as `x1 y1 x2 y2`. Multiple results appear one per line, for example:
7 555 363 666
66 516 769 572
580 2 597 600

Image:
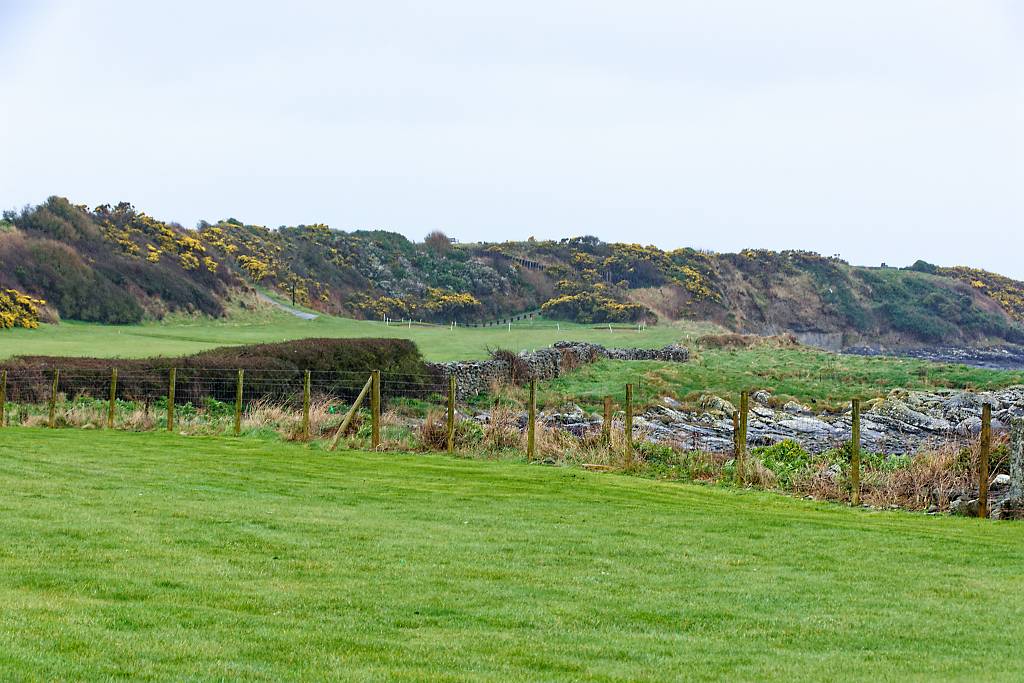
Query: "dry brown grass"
120 408 156 432
863 436 1004 510
487 348 532 383
788 435 1008 511
696 333 799 350
742 458 778 489
419 409 450 450
238 397 341 441
10 388 1007 518
558 347 583 373
483 404 523 451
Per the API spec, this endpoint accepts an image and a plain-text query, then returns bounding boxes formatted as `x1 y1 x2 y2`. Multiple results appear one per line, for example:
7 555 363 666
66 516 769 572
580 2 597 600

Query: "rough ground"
497 386 1024 456
256 291 318 320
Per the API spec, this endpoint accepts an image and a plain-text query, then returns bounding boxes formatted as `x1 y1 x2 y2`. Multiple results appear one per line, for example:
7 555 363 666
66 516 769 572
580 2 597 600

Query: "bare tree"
424 230 451 256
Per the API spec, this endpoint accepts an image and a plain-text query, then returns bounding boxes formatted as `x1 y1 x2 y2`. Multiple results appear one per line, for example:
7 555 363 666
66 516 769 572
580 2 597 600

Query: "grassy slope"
543 346 1024 411
2 429 1024 681
0 309 709 362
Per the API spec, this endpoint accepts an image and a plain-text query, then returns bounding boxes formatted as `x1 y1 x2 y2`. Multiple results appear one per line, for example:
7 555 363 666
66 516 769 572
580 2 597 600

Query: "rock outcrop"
525 386 1024 456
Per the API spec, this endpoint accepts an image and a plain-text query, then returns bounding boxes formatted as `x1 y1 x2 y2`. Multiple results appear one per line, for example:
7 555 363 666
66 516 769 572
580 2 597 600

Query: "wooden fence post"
527 378 536 461
329 374 373 451
624 383 634 469
107 368 118 429
0 369 6 428
732 411 740 461
234 370 244 436
371 369 381 449
737 391 749 485
602 395 612 446
167 367 176 432
1009 418 1024 502
446 375 456 453
48 368 59 428
851 398 861 506
979 403 991 519
302 369 311 440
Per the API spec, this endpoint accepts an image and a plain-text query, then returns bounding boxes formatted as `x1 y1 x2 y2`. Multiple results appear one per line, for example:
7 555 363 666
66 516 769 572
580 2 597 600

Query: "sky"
1 0 1022 277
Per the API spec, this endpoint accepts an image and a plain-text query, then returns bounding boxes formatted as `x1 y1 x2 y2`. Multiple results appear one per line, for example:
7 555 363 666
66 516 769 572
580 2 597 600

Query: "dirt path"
256 292 318 320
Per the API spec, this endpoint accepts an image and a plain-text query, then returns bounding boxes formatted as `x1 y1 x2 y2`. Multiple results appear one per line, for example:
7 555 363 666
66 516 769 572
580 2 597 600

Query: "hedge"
2 338 442 405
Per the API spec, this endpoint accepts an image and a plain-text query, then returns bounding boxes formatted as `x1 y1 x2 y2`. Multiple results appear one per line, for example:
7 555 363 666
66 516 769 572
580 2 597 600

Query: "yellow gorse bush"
237 254 273 282
0 289 46 329
424 288 483 316
940 266 1024 322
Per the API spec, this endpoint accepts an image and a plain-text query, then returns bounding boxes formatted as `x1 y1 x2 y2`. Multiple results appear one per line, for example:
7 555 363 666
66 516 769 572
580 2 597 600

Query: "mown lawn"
1 429 1023 680
542 346 1024 411
0 309 706 363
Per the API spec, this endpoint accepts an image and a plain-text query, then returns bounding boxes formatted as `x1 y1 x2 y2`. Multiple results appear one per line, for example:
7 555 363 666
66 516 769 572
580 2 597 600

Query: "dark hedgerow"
2 338 443 405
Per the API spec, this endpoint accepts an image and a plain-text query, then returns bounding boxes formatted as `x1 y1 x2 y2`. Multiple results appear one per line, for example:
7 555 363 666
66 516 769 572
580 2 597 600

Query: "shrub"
540 291 652 323
423 287 483 320
753 440 811 487
822 442 909 472
0 288 46 329
418 410 483 450
3 338 440 404
907 260 938 275
424 230 452 256
483 404 522 451
635 440 678 466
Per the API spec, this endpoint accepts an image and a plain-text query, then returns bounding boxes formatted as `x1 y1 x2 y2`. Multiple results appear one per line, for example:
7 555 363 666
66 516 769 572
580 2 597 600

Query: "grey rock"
782 400 812 415
699 395 736 415
949 497 980 517
876 399 952 432
776 418 834 435
957 417 983 437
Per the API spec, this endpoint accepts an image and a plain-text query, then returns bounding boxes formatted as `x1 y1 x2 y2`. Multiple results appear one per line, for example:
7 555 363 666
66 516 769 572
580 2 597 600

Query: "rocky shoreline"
469 386 1024 458
843 345 1024 371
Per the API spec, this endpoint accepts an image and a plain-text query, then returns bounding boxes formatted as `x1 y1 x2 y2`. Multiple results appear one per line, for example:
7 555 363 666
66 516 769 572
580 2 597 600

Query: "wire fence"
0 367 449 407
376 314 650 331
0 366 1000 517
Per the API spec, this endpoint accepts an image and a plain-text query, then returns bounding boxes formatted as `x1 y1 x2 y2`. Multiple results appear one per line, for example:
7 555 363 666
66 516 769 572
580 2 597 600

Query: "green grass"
2 429 1024 680
0 308 706 362
542 345 1024 410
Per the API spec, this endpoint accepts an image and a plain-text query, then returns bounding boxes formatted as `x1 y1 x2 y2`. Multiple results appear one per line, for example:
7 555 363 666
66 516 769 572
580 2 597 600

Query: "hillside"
3 196 1023 349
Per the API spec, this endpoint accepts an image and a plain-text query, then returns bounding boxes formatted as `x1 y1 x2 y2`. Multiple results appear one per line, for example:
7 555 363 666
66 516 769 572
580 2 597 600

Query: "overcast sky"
2 1 1021 277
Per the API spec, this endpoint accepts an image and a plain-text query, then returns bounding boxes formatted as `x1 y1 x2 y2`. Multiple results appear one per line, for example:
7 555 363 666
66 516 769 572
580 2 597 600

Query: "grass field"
0 307 710 362
1 429 1023 680
541 345 1024 411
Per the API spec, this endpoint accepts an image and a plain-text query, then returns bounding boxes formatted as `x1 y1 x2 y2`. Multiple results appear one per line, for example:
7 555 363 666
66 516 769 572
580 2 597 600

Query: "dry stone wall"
428 342 689 399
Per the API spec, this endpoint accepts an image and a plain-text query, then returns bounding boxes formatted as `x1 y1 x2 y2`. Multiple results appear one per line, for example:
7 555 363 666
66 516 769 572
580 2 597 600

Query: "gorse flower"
0 288 46 329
